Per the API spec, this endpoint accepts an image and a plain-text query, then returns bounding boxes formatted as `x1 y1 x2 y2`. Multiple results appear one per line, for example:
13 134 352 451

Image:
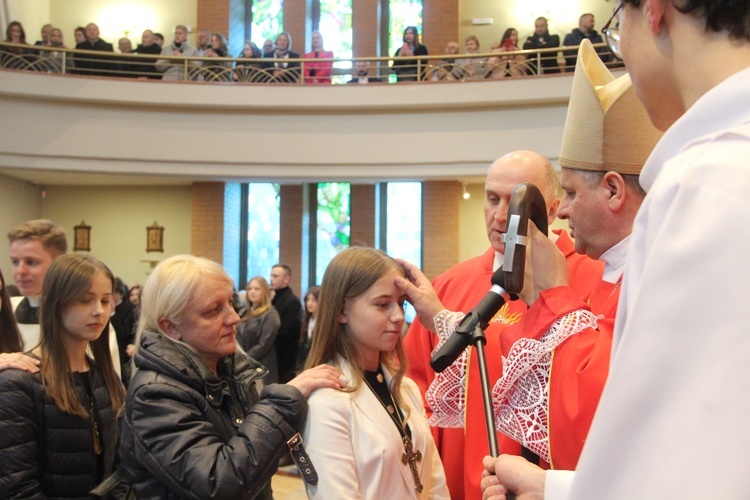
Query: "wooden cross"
501 213 528 272
401 436 424 493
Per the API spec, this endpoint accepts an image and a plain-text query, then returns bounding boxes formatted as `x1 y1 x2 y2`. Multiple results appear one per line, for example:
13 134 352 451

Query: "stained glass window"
228 0 248 58
386 182 421 266
385 181 421 322
252 0 284 49
246 183 280 283
224 183 242 287
318 0 353 84
388 0 423 58
316 182 351 281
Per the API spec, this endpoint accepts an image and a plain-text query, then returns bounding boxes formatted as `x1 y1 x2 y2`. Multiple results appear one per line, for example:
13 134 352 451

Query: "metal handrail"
0 41 621 83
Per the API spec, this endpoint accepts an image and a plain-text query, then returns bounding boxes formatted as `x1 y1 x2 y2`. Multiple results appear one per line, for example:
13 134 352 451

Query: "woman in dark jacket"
120 255 345 499
234 40 264 82
0 254 125 497
392 26 429 82
1 21 36 68
261 31 301 83
237 276 280 384
202 33 232 81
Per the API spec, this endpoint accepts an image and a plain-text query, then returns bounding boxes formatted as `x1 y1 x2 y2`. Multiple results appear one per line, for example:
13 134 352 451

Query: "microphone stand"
456 311 502 457
429 183 549 497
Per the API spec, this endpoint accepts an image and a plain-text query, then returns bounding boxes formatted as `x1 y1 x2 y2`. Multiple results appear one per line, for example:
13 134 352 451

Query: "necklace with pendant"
363 368 424 493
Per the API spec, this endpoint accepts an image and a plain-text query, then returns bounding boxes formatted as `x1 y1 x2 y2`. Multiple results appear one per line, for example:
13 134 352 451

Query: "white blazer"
302 359 449 499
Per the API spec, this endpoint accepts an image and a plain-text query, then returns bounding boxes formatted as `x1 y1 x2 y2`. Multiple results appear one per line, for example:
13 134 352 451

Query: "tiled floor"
272 468 307 499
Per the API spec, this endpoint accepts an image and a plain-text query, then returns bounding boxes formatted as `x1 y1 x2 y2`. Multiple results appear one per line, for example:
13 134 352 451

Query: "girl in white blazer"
302 247 449 499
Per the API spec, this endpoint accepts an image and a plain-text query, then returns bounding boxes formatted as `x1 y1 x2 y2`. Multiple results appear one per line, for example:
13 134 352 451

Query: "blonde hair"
305 247 411 425
135 254 232 341
244 276 272 317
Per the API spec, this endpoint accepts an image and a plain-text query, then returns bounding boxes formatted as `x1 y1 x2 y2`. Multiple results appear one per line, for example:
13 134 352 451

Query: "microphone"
430 266 510 373
429 183 547 373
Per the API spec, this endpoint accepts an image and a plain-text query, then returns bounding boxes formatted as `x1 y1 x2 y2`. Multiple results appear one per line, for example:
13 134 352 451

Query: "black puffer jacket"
120 330 308 499
0 356 120 498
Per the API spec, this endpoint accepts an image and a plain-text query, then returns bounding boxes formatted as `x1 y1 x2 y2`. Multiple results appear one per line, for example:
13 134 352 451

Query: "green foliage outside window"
316 182 351 282
388 0 423 57
246 183 280 282
252 0 284 48
319 0 353 83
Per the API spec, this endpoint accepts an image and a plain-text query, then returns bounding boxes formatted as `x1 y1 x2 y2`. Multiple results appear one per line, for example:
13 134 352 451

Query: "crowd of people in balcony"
1 14 616 84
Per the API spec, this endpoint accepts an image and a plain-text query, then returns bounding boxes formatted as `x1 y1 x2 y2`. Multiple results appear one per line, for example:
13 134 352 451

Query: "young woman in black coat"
0 254 125 497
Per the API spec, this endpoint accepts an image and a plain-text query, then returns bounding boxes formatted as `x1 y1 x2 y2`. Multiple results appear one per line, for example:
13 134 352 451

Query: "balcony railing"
0 42 622 84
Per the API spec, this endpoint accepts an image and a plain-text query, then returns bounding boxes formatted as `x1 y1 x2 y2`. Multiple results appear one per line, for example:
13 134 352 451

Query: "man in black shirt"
74 23 114 76
270 264 302 383
562 13 610 71
523 17 561 74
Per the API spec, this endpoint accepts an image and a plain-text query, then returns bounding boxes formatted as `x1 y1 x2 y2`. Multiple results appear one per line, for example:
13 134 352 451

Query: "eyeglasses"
602 2 624 60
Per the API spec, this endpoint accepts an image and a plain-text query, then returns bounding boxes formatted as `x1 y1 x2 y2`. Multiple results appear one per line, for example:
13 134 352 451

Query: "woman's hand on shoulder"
288 364 347 397
0 352 40 373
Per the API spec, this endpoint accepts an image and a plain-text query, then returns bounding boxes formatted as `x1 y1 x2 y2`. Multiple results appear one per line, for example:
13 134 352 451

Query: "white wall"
40 185 192 286
458 0 617 52
0 173 43 282
5 0 50 44
5 0 197 48
0 181 191 287
48 0 198 48
0 70 581 184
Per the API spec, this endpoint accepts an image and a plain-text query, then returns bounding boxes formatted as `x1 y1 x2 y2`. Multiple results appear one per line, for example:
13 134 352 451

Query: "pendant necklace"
363 368 424 493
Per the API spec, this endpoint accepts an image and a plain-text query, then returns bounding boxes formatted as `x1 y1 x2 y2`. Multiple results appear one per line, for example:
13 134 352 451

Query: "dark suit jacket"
74 38 115 76
133 43 162 78
523 33 561 74
271 286 302 382
261 51 301 83
562 29 610 71
392 44 429 81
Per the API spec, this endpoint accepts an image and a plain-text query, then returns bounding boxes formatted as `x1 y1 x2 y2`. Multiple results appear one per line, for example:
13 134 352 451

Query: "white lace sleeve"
425 310 468 428
493 309 599 462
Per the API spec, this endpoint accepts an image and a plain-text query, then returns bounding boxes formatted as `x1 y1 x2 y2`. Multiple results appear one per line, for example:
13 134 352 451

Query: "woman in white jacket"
302 247 449 499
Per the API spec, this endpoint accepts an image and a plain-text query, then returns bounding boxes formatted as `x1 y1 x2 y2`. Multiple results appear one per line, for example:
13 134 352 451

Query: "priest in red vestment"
402 150 603 500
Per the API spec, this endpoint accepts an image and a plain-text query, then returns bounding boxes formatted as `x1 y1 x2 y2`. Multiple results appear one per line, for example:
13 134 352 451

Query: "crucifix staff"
430 183 548 486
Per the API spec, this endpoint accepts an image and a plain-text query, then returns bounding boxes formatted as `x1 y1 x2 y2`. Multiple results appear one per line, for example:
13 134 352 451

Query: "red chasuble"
496 272 620 470
403 230 602 500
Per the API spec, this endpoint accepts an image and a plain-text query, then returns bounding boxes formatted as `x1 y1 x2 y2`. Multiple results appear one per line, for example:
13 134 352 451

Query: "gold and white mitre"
559 39 662 175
